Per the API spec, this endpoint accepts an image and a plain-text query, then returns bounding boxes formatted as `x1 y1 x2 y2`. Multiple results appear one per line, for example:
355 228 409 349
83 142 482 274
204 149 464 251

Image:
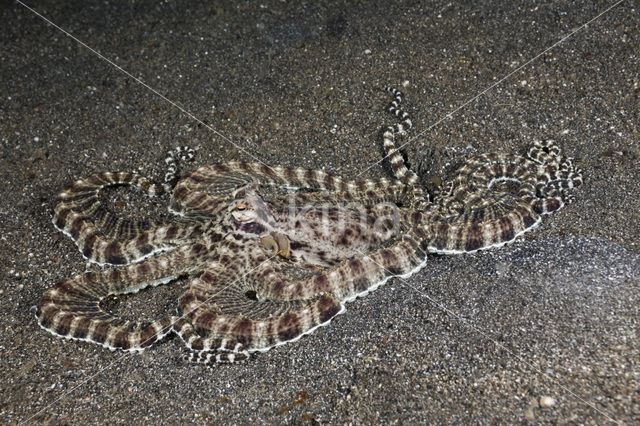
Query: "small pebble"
539 396 556 408
525 406 535 420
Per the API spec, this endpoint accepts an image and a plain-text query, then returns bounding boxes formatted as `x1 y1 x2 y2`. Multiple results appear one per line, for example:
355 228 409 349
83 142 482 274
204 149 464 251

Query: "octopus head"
229 187 275 235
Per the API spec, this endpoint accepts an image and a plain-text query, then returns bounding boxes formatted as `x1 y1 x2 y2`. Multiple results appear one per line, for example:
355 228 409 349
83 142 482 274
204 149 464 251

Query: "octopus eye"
236 203 247 211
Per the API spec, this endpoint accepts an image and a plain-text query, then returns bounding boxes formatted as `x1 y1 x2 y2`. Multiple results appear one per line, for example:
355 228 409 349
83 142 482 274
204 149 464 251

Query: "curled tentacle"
37 241 214 352
53 171 208 265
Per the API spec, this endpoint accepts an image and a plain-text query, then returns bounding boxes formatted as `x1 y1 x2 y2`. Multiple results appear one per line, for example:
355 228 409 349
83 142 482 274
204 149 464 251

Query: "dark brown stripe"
107 268 123 283
137 262 151 277
465 225 484 252
38 310 55 329
105 242 127 265
305 168 315 182
348 259 365 277
190 243 207 257
313 274 329 292
137 244 153 257
91 322 111 344
113 329 130 349
232 319 253 337
189 172 207 184
81 232 100 259
200 271 217 284
269 279 286 295
318 296 341 323
55 279 76 294
71 317 92 339
471 207 485 223
430 223 449 250
213 163 230 174
140 325 158 348
179 291 197 310
387 262 407 275
53 207 72 229
285 167 297 181
380 249 399 267
69 216 85 240
289 241 308 250
410 211 422 224
522 208 537 227
172 186 189 201
545 198 561 213
261 164 275 177
455 226 467 251
353 277 372 293
216 322 230 335
195 311 216 331
498 217 515 242
276 314 301 342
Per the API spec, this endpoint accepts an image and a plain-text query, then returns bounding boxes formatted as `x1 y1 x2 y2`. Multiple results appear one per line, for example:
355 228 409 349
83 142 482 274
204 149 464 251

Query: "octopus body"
37 88 582 364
